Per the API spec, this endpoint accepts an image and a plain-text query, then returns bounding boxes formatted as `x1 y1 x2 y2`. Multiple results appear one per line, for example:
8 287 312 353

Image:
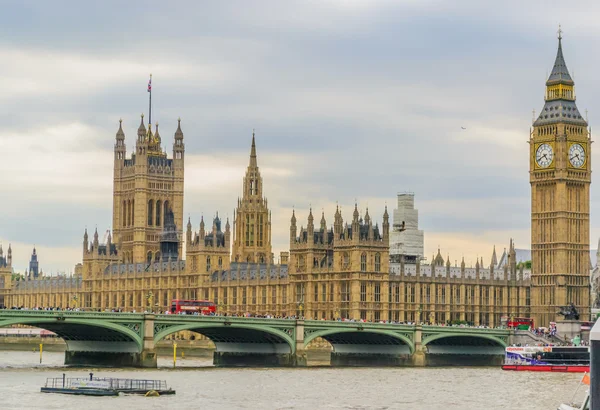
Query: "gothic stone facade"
6 35 590 326
530 34 591 326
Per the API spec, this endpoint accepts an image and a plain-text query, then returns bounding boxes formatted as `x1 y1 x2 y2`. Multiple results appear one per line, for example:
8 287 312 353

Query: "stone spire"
7 244 11 266
137 114 146 141
491 245 498 268
353 203 359 223
320 211 326 231
116 118 125 140
249 130 257 168
534 28 586 126
200 215 205 239
547 26 573 85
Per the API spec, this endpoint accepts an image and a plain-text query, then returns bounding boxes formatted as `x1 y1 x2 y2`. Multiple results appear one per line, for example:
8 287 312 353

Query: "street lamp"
145 291 154 312
417 304 423 324
71 295 78 309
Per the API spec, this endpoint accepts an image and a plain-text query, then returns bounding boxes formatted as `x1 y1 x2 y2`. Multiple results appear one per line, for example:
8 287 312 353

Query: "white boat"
557 373 590 410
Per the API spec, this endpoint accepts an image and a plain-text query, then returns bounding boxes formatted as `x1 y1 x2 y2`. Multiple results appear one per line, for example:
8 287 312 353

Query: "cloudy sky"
1 0 600 273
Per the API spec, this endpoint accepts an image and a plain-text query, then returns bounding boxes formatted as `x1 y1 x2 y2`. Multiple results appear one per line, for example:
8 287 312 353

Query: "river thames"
0 351 586 409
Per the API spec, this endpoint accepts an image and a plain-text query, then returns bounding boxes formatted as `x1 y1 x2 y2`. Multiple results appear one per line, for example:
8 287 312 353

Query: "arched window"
250 180 254 195
375 253 381 272
360 253 367 271
163 200 170 224
259 255 265 264
126 200 131 226
147 200 154 226
313 257 319 268
155 252 161 262
131 199 135 226
206 256 211 272
122 201 126 227
147 251 153 265
218 257 223 268
343 252 350 268
155 200 162 226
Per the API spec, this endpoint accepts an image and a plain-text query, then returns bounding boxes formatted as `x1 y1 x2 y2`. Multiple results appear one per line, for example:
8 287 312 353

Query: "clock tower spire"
530 29 591 327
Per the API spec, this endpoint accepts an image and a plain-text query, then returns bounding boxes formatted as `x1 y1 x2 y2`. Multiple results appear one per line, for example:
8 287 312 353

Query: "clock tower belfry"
530 30 591 327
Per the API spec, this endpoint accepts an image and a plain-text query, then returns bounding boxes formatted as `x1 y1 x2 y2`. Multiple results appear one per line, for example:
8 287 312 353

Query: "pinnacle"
249 131 257 167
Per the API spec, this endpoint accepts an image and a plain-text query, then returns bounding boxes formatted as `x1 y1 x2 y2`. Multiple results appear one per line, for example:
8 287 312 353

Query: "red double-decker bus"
502 316 534 330
170 299 216 315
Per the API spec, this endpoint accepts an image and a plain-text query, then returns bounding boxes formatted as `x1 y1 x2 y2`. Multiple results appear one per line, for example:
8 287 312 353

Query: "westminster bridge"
0 310 512 367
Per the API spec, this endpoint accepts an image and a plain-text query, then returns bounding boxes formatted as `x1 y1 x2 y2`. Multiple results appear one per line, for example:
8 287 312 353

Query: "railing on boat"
44 377 168 391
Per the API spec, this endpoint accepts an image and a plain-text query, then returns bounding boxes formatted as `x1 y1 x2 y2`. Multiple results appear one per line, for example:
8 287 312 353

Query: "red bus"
502 316 534 330
170 299 216 315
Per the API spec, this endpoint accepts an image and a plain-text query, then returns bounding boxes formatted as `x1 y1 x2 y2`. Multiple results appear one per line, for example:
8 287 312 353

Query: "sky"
1 0 600 274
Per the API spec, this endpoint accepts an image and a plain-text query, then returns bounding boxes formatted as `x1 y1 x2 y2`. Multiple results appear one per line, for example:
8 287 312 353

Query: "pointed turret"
353 203 359 223
200 215 205 239
290 210 297 244
491 245 498 268
116 118 125 141
547 29 573 85
186 217 192 244
107 231 112 254
7 244 11 266
250 130 257 168
83 228 89 252
534 29 586 126
383 205 390 241
320 211 326 231
334 204 343 237
137 114 146 142
93 228 99 247
173 117 185 161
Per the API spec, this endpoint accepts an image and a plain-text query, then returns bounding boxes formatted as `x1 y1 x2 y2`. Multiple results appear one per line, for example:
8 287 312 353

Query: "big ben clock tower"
530 29 591 327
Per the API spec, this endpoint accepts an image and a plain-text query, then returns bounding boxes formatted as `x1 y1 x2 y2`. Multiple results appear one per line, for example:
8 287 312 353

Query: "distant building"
389 193 424 264
28 247 40 279
0 244 12 307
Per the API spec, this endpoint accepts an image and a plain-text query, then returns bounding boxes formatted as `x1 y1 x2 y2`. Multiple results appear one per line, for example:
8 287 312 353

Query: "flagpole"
148 74 152 127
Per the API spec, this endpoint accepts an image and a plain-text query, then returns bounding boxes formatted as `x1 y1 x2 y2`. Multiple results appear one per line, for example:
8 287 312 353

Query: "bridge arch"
304 328 414 354
154 322 296 354
0 317 143 351
422 333 507 349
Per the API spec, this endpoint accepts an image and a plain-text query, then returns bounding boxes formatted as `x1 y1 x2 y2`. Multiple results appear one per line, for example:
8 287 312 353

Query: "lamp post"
71 295 78 309
298 303 304 319
417 304 423 324
145 291 154 312
429 312 435 326
218 302 226 316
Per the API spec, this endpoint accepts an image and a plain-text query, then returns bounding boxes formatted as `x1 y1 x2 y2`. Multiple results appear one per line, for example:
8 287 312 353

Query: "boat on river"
558 373 590 410
41 374 176 396
501 346 589 372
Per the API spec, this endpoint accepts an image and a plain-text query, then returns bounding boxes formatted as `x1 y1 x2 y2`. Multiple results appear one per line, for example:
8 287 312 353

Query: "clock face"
569 143 586 168
535 143 554 168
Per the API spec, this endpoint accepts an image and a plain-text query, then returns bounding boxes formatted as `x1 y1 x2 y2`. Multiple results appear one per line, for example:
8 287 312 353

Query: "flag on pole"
582 373 590 385
147 74 152 92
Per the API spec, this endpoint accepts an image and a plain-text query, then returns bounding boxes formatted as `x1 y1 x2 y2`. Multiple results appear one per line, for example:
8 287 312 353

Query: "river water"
0 351 586 409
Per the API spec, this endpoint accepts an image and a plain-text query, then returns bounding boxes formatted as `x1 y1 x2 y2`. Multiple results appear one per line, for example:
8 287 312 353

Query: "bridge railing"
0 310 144 319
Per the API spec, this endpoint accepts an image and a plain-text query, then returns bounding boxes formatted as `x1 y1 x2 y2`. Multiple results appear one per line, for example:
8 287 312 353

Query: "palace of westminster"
0 34 593 328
